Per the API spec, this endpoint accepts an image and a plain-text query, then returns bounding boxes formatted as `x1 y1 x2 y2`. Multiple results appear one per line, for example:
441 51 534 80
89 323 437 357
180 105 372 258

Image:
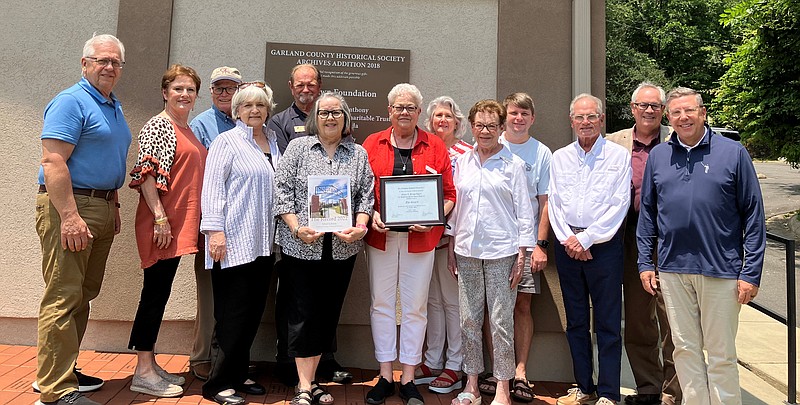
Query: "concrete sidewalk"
615 304 795 404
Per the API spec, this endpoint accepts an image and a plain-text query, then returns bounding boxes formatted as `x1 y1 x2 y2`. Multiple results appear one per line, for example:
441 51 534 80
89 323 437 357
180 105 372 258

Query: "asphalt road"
750 161 800 323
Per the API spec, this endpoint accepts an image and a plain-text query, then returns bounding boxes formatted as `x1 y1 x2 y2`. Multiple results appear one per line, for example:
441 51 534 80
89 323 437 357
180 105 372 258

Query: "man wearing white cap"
188 66 242 380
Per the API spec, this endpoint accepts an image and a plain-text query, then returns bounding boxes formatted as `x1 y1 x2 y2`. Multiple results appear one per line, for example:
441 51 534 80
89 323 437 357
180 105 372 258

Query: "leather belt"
38 185 116 201
569 225 586 234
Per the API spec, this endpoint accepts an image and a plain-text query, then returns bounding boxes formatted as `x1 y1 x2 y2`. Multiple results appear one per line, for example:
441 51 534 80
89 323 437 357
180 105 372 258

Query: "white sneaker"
556 387 598 405
596 397 617 405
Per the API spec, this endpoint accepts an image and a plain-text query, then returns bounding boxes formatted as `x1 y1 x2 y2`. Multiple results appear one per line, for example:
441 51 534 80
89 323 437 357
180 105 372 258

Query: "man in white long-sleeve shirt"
549 94 631 405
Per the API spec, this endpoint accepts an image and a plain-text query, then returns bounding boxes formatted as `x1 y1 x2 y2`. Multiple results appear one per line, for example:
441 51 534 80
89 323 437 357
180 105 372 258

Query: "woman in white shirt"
199 82 280 405
447 100 535 405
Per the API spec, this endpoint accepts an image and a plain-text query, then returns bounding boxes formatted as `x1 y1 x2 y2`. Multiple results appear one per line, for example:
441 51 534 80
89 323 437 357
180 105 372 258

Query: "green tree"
713 0 800 167
606 0 736 132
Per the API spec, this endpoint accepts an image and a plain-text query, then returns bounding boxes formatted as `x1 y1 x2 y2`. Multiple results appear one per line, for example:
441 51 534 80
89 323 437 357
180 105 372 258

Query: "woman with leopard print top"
127 64 207 398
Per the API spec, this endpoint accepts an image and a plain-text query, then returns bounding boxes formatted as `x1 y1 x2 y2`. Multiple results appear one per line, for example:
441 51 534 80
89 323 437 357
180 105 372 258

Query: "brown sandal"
511 378 534 402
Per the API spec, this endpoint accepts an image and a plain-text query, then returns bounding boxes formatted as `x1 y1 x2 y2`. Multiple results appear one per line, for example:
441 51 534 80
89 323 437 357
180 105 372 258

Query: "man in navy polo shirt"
269 63 321 154
35 34 131 405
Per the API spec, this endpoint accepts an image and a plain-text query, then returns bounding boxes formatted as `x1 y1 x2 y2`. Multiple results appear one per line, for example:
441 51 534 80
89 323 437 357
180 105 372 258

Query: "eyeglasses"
238 81 267 90
667 106 703 118
632 102 663 111
212 86 237 95
571 114 601 123
391 105 418 114
318 109 344 119
85 56 125 69
472 123 500 132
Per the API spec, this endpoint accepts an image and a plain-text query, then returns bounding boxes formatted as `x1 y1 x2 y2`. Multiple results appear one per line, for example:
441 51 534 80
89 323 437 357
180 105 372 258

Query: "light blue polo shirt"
38 77 132 190
189 104 236 148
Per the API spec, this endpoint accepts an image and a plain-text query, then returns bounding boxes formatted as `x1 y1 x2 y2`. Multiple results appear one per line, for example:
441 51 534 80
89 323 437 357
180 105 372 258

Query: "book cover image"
307 175 352 232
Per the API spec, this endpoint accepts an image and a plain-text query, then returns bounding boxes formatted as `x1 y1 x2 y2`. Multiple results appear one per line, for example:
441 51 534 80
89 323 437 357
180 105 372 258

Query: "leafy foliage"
606 0 736 132
713 0 800 167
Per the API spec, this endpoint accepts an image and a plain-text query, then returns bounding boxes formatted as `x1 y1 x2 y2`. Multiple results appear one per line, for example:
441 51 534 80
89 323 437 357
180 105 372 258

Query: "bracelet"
154 217 168 225
356 223 368 234
114 202 121 208
292 225 301 238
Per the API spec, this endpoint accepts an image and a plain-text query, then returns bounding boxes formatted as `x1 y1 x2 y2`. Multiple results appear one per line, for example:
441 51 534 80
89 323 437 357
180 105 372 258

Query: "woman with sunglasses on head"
199 81 281 405
274 91 374 405
127 64 206 398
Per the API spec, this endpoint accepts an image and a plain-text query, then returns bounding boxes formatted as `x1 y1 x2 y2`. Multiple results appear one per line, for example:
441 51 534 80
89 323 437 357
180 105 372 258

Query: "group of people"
33 33 765 405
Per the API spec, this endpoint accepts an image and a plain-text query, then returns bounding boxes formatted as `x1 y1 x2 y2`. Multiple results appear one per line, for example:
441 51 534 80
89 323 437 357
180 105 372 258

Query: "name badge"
294 125 306 133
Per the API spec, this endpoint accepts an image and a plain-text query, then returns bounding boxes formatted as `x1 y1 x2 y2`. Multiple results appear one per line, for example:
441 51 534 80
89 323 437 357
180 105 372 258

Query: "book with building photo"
308 175 352 232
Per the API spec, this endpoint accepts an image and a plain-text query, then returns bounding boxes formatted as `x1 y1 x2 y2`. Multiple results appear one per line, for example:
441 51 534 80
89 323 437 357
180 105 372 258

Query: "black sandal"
310 381 334 405
292 390 313 405
511 378 535 403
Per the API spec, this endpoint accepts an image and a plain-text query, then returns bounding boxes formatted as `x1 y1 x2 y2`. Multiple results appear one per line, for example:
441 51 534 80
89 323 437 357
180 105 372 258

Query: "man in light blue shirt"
187 66 242 381
190 66 242 148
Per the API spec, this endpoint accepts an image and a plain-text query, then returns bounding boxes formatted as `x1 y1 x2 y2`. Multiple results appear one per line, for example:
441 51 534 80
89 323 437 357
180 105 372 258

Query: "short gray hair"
631 82 666 105
569 93 603 116
424 96 468 139
83 34 125 61
231 84 276 120
388 83 423 107
665 86 704 109
305 92 353 137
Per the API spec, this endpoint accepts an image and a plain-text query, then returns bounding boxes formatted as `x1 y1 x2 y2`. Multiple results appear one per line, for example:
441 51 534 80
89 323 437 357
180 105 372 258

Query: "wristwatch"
536 239 550 249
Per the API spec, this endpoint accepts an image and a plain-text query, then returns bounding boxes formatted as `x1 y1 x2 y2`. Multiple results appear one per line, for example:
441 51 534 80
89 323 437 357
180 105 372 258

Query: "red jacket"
362 127 456 252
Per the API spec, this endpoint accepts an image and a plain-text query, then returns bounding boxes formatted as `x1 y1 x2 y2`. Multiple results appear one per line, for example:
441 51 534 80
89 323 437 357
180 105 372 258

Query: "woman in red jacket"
362 83 456 405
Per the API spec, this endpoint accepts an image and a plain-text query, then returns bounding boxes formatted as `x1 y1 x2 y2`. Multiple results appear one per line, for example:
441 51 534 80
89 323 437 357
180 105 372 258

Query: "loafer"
398 381 424 405
237 381 267 395
624 394 660 405
208 389 245 405
155 367 185 386
130 375 183 398
366 377 395 404
317 359 353 383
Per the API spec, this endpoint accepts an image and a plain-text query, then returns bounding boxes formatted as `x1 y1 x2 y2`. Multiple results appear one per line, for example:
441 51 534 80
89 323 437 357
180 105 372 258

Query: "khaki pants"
190 251 214 366
660 272 742 405
35 193 115 402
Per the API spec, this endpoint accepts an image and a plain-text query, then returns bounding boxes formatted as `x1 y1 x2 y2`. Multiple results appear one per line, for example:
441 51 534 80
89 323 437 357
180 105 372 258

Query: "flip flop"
510 378 534 403
428 369 463 394
478 373 497 396
452 392 482 405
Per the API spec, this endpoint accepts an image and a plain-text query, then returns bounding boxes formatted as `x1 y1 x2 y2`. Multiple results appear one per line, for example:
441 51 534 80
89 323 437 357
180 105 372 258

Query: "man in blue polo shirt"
637 87 765 405
187 65 242 381
35 34 131 405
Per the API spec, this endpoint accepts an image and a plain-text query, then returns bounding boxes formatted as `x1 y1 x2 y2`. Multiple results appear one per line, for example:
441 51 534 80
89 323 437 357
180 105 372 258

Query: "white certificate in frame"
380 174 445 227
307 175 352 232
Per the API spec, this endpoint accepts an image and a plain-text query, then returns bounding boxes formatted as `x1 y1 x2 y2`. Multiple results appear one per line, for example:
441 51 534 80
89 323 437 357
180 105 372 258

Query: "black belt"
569 225 586 234
38 185 116 201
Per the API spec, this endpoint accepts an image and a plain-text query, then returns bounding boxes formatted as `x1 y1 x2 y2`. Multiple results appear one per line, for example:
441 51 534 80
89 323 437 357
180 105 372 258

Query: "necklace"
392 130 416 173
162 110 188 128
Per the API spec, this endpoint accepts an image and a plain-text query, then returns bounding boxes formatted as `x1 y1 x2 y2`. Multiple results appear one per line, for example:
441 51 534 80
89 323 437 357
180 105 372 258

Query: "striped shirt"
200 121 281 269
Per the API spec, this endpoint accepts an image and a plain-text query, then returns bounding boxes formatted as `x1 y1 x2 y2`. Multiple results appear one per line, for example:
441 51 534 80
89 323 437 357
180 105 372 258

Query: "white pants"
367 232 435 365
423 248 462 371
660 272 742 405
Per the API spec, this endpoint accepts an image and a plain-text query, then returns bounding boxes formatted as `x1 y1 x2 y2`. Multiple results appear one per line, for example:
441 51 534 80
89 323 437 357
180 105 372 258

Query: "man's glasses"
318 109 344 119
472 123 500 132
238 81 267 90
212 86 237 95
571 114 601 123
391 105 418 114
85 57 125 69
667 106 703 118
632 102 663 111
